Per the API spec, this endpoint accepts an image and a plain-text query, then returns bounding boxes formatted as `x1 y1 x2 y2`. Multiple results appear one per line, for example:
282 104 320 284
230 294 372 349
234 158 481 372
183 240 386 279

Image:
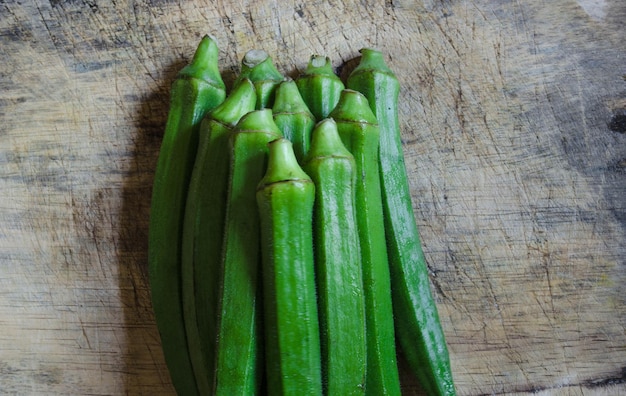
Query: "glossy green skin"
256 139 322 396
213 109 282 395
302 119 367 396
272 79 316 162
296 55 345 121
181 78 257 396
347 48 456 396
330 90 402 396
148 35 226 396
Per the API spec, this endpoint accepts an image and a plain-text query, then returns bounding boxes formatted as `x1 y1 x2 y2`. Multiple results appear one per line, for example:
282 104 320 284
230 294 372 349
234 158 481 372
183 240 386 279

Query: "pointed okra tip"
178 34 225 88
258 138 311 189
233 108 281 134
349 47 395 79
329 89 378 125
209 77 257 127
305 118 353 160
194 34 220 61
272 77 313 115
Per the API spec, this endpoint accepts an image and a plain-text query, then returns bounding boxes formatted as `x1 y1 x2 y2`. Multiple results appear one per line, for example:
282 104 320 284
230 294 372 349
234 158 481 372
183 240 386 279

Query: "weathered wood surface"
1 0 625 394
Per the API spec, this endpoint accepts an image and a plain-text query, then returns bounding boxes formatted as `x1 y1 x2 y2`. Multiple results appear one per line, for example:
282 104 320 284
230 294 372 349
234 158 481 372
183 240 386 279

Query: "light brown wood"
1 0 624 394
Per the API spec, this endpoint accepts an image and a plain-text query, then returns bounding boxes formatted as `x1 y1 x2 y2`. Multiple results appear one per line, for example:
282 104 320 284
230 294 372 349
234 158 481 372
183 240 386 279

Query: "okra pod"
347 48 456 396
148 34 226 396
181 78 257 395
213 109 282 395
330 89 402 396
235 49 285 109
302 119 367 395
256 138 322 396
272 78 316 162
296 54 345 121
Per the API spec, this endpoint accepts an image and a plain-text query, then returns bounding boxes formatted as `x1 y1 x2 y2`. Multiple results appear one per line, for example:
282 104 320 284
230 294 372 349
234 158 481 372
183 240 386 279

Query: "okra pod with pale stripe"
181 78 257 395
347 48 456 396
213 109 282 395
302 118 367 395
272 78 316 162
148 34 226 396
256 138 322 396
234 49 284 109
296 54 345 121
329 89 402 396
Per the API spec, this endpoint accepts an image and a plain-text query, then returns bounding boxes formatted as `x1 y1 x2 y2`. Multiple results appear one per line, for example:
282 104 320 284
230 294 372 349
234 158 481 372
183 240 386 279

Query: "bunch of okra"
148 34 455 396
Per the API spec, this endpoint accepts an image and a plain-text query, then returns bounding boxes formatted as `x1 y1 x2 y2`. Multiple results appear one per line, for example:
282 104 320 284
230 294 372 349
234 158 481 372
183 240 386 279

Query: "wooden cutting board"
1 0 624 394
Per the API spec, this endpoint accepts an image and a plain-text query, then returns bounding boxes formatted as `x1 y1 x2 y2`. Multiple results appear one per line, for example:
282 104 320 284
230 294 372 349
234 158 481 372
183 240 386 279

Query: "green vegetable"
296 55 345 121
213 109 282 395
347 48 456 395
272 78 316 162
302 118 367 395
148 34 226 396
256 138 322 396
235 49 285 109
181 78 257 395
330 89 402 396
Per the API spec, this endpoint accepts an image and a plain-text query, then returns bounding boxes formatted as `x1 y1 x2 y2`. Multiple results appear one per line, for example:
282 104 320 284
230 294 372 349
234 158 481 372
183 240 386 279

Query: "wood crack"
478 367 626 395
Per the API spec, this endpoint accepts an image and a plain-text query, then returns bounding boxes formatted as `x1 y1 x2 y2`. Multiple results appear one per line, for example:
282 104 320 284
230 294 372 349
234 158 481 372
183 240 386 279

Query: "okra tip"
329 89 378 125
352 47 394 75
194 34 220 58
236 49 284 88
258 138 311 188
359 47 381 55
299 54 344 82
305 54 333 72
203 33 220 47
305 118 352 160
208 77 257 127
178 34 225 88
272 78 314 115
273 76 296 95
233 108 283 138
311 54 328 67
242 49 269 68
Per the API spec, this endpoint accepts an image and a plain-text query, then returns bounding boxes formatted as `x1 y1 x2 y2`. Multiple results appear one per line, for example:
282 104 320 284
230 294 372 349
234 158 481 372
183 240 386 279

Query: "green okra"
296 54 345 121
272 78 316 162
235 49 285 109
181 78 257 396
256 138 322 396
148 34 226 396
302 118 367 395
213 109 282 395
347 48 456 396
330 89 402 396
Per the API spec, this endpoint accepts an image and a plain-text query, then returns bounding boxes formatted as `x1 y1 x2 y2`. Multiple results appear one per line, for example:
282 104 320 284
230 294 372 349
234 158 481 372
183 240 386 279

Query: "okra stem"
148 34 226 396
330 89 402 396
347 48 456 396
213 109 282 395
181 77 257 396
303 119 367 395
257 138 322 396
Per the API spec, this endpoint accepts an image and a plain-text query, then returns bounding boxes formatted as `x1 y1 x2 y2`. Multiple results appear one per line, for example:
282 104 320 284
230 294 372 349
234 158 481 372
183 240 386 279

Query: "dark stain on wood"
609 109 626 133
609 158 626 173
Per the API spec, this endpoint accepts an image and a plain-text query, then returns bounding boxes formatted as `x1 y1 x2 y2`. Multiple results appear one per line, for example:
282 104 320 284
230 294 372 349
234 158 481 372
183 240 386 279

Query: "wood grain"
1 0 624 394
